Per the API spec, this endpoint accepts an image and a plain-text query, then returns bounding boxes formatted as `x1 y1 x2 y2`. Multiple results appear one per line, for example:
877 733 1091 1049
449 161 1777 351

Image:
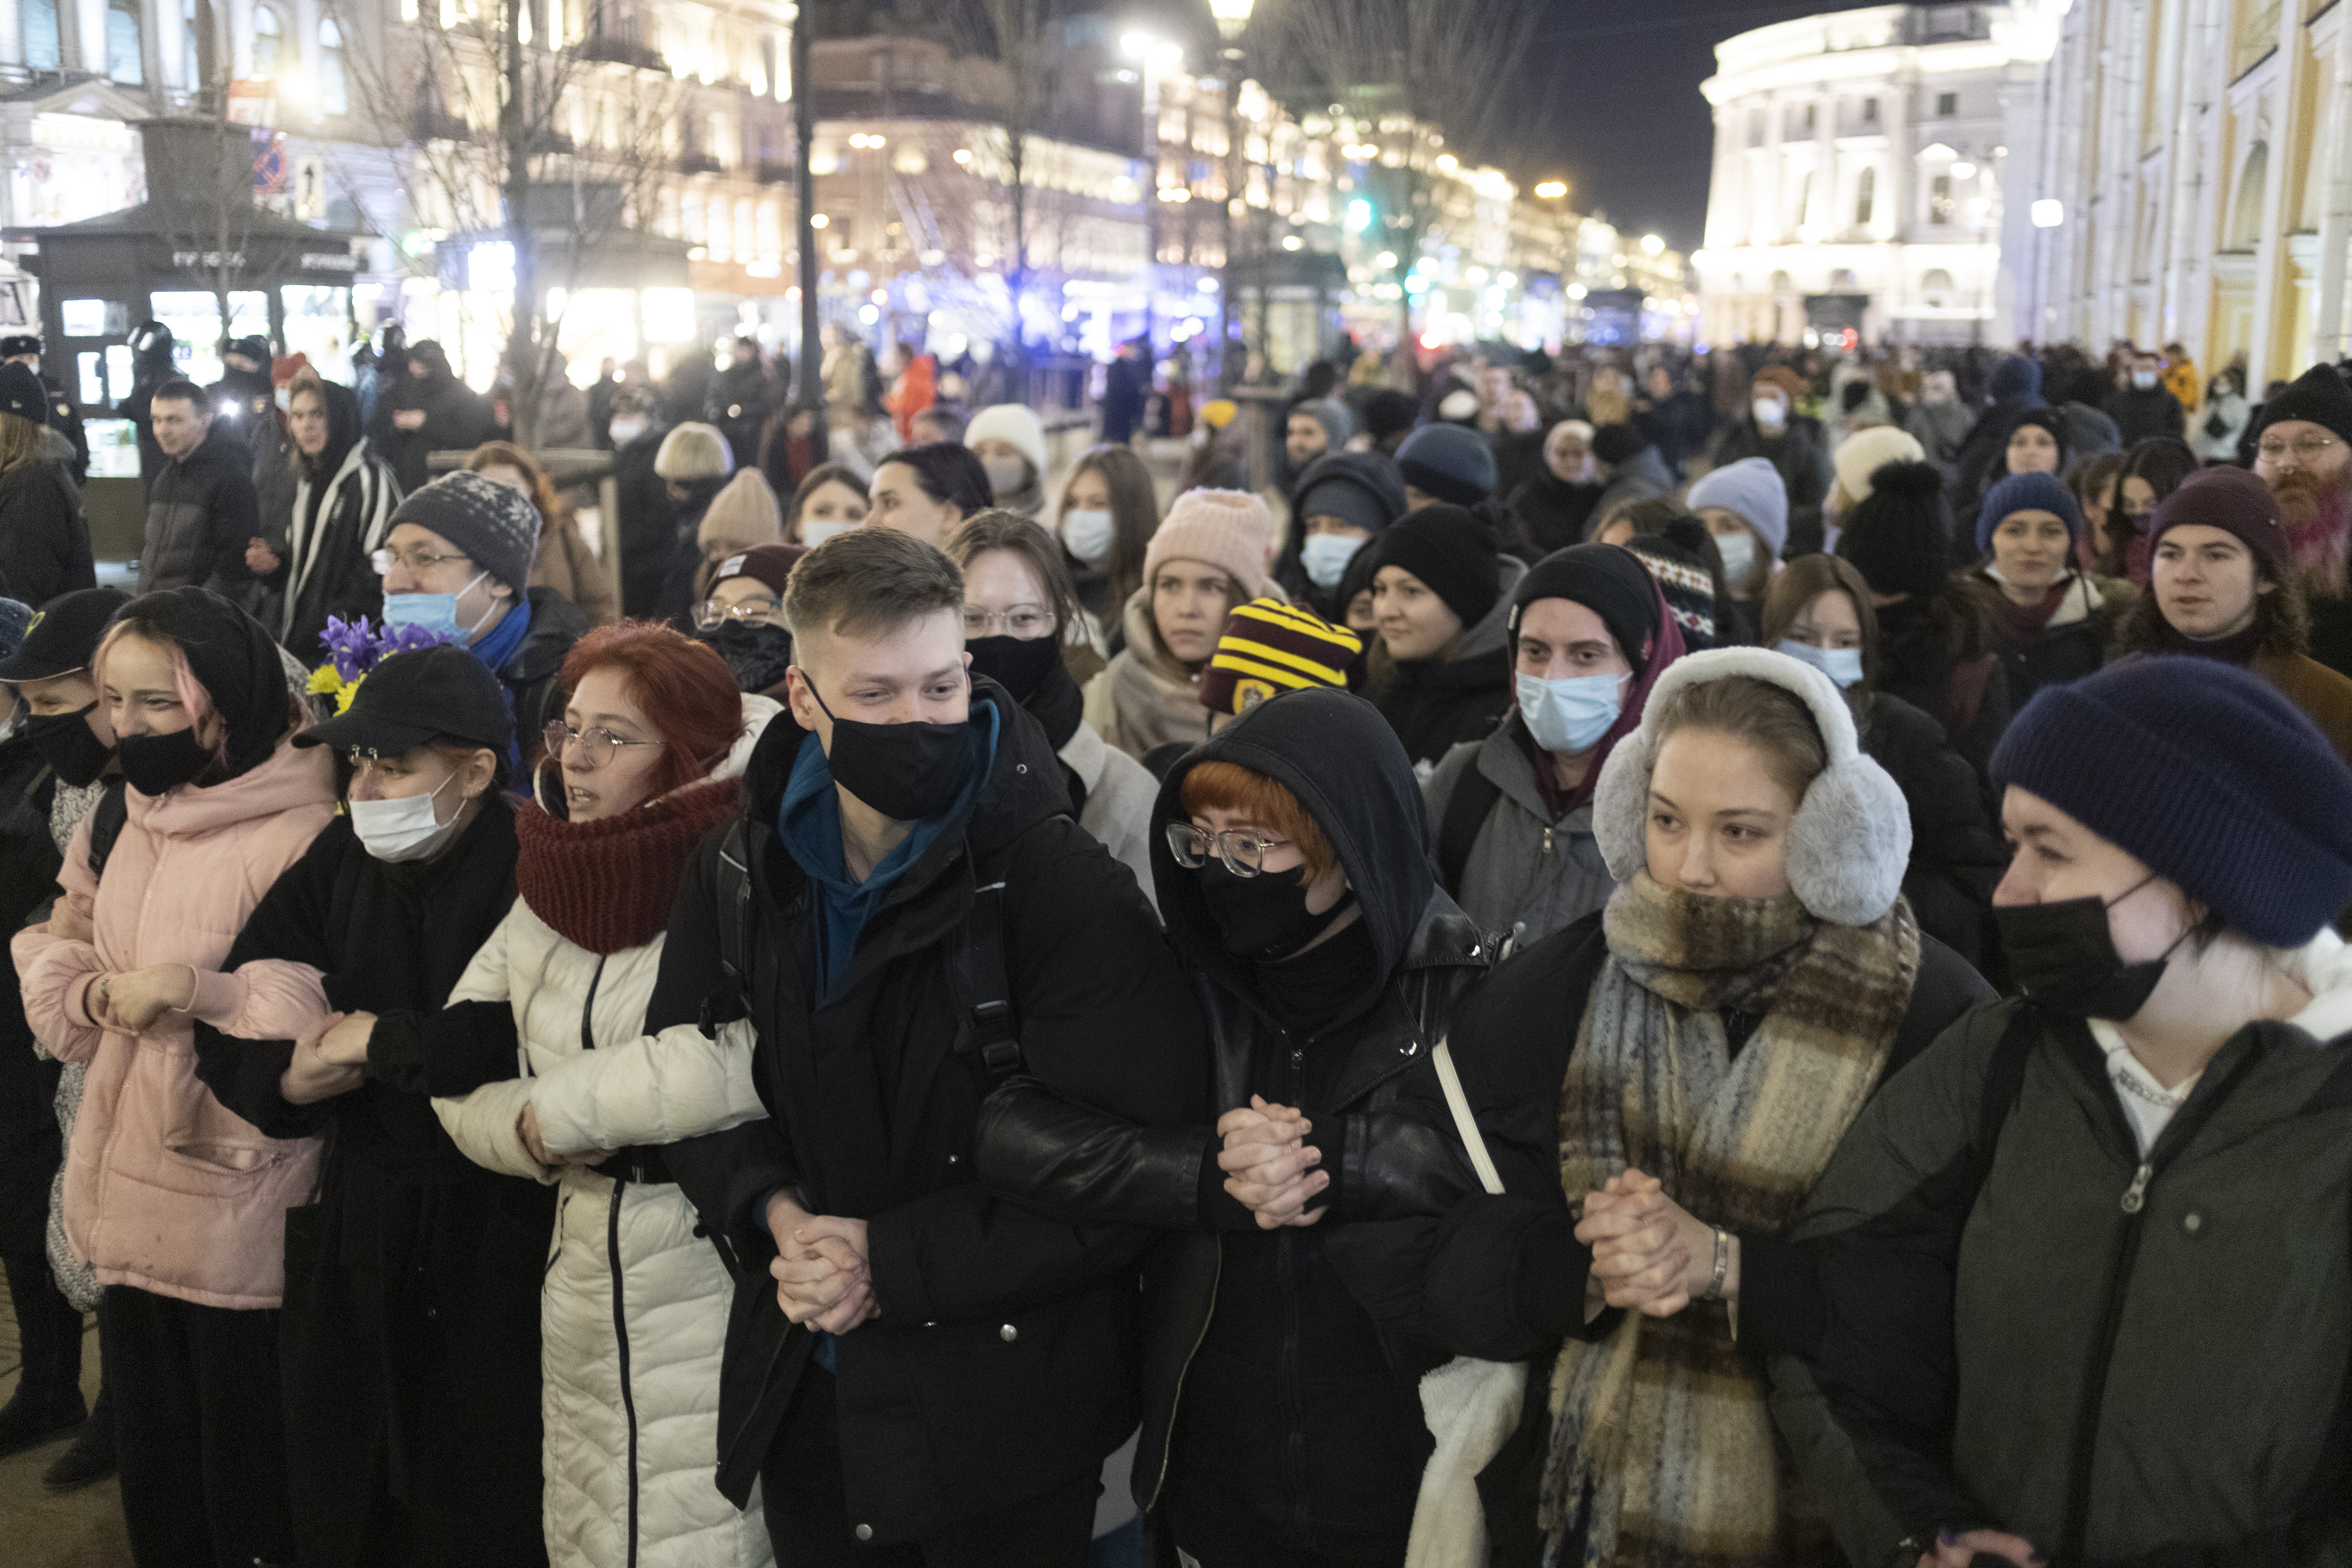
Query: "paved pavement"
0 1285 129 1564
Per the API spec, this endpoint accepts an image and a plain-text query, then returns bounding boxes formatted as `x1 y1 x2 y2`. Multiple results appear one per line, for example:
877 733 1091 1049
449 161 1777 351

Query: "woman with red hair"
434 620 781 1568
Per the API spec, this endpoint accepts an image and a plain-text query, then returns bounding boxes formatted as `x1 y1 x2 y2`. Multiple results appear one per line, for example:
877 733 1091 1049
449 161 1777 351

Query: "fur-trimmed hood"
1592 645 1913 926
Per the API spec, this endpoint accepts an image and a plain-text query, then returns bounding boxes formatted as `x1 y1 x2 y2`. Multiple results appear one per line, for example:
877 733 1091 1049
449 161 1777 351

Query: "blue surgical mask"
383 570 496 645
1713 530 1758 581
1516 670 1622 755
1777 637 1865 689
1301 532 1367 589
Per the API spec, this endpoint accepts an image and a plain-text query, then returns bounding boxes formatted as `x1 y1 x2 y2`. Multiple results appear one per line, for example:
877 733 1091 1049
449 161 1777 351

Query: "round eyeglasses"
1164 821 1293 877
542 721 662 770
694 597 780 631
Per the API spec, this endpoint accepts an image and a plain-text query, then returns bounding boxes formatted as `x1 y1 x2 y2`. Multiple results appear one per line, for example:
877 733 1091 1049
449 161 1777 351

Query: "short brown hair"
1649 672 1828 803
1761 554 1880 694
784 525 964 646
943 510 1082 641
1178 760 1339 882
464 440 560 522
786 462 868 539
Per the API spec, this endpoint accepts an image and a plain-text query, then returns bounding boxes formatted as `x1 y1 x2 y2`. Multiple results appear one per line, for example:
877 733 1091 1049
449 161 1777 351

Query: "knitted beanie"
2147 464 2291 580
697 469 784 554
964 403 1048 472
388 470 545 593
1291 398 1354 452
1624 533 1719 652
1988 354 2043 401
1836 459 1953 597
1145 488 1277 598
1294 451 1407 536
1834 425 1927 509
1372 504 1500 628
1590 423 1648 467
2253 362 2352 446
0 596 31 660
1513 543 1663 675
0 362 44 425
1977 470 2086 553
2004 407 2072 470
654 422 735 482
1395 422 1499 505
1199 597 1365 715
710 542 807 600
1362 389 1420 441
1991 656 2352 946
1686 456 1790 558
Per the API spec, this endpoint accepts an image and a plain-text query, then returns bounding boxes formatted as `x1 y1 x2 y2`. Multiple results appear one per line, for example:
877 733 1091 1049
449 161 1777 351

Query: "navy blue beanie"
1988 354 2043 403
1395 422 1499 505
1991 656 2352 946
1977 470 2084 553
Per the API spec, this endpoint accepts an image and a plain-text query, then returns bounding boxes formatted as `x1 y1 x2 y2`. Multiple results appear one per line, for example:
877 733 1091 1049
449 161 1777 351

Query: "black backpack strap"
86 778 129 879
698 818 755 1038
1435 759 1502 895
948 873 1023 1086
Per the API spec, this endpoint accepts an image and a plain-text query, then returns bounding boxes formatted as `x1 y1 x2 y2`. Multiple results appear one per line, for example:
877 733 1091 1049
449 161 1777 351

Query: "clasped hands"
765 1191 879 1335
1217 1094 1328 1230
281 1010 381 1105
1575 1167 1735 1320
83 962 198 1034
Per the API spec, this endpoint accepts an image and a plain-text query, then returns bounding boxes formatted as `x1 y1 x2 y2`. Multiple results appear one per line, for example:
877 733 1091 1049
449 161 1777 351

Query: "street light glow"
952 148 972 165
1376 251 1398 268
2032 199 2064 227
1534 181 1567 199
1951 161 1977 179
1641 234 1664 256
1345 199 1372 231
808 214 828 228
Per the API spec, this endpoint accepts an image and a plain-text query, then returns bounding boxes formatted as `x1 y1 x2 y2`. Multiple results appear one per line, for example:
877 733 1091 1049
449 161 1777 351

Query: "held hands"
245 538 282 576
89 963 199 1033
282 1014 365 1106
766 1191 880 1334
315 1011 378 1068
1575 1166 1733 1320
1917 1528 2043 1567
516 1099 614 1170
1217 1095 1328 1230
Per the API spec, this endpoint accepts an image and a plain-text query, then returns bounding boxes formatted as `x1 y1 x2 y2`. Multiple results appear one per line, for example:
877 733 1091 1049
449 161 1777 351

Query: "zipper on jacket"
1276 1025 1312 1543
1146 1242 1224 1511
607 1178 642 1568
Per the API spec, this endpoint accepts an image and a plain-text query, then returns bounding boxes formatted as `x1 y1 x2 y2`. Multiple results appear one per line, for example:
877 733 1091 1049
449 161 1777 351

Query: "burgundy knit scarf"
514 776 741 955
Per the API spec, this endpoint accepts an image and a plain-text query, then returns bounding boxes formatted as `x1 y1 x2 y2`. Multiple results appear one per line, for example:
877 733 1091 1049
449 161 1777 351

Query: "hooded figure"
279 378 401 659
972 685 1496 1564
1273 449 1408 620
1949 354 2050 520
373 341 495 494
123 321 179 491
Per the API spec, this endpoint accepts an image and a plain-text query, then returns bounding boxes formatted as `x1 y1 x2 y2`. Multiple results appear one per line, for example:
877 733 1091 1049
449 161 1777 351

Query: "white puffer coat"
435 696 778 1568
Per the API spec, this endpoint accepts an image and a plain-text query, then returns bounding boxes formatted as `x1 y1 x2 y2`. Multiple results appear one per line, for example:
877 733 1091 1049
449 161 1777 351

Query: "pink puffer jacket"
13 741 338 1309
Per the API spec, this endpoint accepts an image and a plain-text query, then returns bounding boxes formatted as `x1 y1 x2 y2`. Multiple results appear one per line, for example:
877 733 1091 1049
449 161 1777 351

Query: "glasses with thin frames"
1164 821 1294 877
961 604 1054 637
372 545 473 576
2256 434 2340 464
694 597 780 631
542 721 662 770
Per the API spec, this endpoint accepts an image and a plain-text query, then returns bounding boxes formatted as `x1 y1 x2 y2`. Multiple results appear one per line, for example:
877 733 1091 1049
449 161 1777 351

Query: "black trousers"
2 1251 85 1415
98 1285 294 1568
760 1364 1099 1567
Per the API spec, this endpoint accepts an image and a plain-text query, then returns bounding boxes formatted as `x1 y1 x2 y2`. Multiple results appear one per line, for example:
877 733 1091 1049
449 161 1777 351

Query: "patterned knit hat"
1623 533 1719 651
387 470 545 593
1145 488 1276 599
1199 597 1366 715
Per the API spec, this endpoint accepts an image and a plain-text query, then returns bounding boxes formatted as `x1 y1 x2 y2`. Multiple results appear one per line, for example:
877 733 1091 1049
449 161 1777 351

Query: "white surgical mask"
1778 637 1865 689
1301 532 1366 589
1753 397 1787 429
983 457 1030 498
2132 370 2159 391
609 417 647 445
1516 670 1622 755
1713 530 1758 581
349 771 465 863
1060 508 1114 565
800 519 859 548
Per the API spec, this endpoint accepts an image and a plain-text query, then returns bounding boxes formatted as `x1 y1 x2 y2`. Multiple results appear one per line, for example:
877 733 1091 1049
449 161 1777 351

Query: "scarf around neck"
1541 871 1920 1566
514 775 740 954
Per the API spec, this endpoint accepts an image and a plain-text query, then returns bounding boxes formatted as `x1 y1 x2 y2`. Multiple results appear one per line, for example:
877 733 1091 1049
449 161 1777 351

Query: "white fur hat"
1592 646 1912 926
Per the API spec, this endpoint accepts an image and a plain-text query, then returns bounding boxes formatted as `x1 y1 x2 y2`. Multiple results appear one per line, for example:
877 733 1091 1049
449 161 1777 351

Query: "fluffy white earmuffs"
1592 646 1913 926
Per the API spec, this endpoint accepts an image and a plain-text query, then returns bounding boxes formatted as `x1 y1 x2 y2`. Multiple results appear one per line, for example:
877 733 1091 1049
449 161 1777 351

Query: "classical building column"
2246 0 2312 387
2311 6 2352 361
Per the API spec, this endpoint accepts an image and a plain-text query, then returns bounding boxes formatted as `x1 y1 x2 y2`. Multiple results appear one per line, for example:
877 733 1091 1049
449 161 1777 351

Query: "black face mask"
707 621 795 694
964 635 1061 704
26 705 114 787
1995 876 2193 1021
116 726 213 796
1200 859 1350 961
808 681 975 823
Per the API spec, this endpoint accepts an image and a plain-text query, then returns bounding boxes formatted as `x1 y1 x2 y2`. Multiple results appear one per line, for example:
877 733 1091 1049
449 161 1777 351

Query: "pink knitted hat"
1144 488 1277 598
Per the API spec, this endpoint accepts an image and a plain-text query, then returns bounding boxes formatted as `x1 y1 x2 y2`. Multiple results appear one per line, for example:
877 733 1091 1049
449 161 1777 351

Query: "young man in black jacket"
138 379 262 596
652 526 1207 1565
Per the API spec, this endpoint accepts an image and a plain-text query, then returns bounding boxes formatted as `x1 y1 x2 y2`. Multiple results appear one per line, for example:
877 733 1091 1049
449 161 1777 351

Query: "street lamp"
1534 181 1568 200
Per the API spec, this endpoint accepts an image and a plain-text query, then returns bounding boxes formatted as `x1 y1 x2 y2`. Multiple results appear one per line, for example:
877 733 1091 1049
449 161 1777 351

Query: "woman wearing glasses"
943 510 1156 899
372 473 588 774
188 643 553 1566
432 620 780 1568
692 543 804 701
973 684 1497 1566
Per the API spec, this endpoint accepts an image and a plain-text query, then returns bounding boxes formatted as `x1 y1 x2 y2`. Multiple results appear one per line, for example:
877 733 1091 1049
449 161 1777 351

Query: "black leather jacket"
976 887 1494 1525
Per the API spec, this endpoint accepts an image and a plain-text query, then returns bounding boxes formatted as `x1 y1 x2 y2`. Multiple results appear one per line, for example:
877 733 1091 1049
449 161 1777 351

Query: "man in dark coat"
606 386 677 618
138 379 262 596
371 340 495 494
0 363 95 605
206 334 279 459
655 528 1205 1561
0 335 86 484
1100 336 1150 446
706 338 775 471
2104 347 2187 446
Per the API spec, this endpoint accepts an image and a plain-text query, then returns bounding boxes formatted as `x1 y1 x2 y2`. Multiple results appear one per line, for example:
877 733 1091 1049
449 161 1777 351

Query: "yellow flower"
307 664 344 696
334 673 365 714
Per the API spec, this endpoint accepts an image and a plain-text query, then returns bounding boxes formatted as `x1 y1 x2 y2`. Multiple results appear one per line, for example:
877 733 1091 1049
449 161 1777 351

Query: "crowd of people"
0 313 2347 1568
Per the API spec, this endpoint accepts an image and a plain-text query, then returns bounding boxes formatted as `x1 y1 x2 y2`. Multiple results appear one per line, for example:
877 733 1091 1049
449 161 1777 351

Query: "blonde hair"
0 409 48 475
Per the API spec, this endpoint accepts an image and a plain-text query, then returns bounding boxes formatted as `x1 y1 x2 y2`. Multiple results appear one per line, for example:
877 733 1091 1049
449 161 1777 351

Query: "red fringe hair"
1178 761 1338 882
560 620 743 797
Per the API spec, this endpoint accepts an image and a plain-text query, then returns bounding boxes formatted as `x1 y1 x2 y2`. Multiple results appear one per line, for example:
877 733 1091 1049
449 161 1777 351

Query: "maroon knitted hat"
2147 466 2290 580
711 542 807 600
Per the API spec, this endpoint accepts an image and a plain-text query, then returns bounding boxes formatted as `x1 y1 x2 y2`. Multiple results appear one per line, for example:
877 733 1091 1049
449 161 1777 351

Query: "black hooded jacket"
651 678 1207 1542
973 686 1495 1560
371 342 495 493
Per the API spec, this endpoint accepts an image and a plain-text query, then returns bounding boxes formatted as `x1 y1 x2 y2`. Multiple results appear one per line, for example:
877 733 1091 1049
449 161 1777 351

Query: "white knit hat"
1831 424 1928 512
963 404 1047 473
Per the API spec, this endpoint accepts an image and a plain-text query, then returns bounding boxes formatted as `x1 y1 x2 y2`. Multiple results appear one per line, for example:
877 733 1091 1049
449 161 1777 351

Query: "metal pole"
793 3 821 408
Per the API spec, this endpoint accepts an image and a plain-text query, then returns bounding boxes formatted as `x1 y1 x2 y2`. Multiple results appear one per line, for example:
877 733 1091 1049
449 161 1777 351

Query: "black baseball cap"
0 586 130 682
297 643 513 761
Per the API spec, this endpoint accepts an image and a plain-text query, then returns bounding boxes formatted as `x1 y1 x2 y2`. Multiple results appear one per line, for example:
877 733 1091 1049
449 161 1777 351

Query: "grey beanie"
387 470 544 593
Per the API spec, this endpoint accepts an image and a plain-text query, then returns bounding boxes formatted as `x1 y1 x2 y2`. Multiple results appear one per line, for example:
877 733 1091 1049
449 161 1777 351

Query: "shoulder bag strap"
1432 1038 1505 1197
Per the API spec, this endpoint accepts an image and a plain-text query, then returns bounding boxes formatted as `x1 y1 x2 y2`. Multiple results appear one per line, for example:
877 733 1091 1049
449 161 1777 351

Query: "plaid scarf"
1541 871 1920 1566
